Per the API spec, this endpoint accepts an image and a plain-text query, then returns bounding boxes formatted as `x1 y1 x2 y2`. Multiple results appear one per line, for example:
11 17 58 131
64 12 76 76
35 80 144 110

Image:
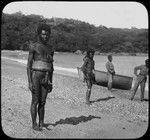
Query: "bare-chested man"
130 59 149 101
27 23 54 131
81 49 95 105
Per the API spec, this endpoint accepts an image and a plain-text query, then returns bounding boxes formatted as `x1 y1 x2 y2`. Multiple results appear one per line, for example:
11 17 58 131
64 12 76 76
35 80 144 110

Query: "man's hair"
37 23 51 35
145 59 149 67
86 49 95 57
108 54 112 60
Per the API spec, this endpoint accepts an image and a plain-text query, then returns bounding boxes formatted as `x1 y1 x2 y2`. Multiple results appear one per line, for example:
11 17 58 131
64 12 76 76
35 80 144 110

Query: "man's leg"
140 80 146 101
107 74 112 91
83 74 86 83
86 89 91 105
47 71 53 93
38 86 48 128
31 71 42 131
107 74 115 97
86 80 92 105
82 72 87 85
130 79 140 100
31 93 42 131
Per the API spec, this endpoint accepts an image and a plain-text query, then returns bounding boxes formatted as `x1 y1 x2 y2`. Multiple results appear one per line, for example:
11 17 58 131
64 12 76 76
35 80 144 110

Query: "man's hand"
41 78 47 85
92 70 95 74
47 80 53 92
48 80 52 85
29 82 34 92
112 71 115 75
41 72 49 84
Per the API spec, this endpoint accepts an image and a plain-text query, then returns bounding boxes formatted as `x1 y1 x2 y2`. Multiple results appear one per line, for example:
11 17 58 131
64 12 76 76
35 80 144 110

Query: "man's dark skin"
27 24 54 131
130 59 149 101
81 50 95 105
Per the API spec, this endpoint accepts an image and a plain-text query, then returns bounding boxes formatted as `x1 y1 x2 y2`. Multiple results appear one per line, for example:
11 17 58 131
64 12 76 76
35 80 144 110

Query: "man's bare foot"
39 123 52 130
32 124 43 131
130 97 134 101
109 94 115 98
86 101 91 106
39 123 44 128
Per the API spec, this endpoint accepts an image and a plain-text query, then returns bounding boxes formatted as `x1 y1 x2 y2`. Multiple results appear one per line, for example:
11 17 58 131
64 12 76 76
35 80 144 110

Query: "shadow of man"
90 96 115 103
42 115 101 130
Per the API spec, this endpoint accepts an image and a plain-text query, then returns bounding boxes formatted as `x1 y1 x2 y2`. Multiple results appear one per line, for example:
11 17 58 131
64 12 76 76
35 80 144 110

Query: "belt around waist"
32 61 52 72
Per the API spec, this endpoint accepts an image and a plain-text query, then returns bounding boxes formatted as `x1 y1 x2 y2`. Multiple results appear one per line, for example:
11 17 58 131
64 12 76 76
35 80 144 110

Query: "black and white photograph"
1 1 149 139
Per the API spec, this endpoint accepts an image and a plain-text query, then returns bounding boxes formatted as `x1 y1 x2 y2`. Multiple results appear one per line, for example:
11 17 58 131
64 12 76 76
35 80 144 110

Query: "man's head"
37 23 51 44
87 49 95 59
108 54 112 62
145 59 149 67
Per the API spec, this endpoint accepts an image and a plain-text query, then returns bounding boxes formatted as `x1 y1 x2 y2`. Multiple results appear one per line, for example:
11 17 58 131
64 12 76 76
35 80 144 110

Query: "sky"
3 1 148 29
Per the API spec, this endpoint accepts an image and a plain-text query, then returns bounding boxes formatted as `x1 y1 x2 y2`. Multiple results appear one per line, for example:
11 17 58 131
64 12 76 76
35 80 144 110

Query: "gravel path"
1 58 148 138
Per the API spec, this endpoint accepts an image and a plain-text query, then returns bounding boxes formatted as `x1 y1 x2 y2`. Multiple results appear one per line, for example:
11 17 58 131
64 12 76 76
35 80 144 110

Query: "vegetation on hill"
1 12 148 53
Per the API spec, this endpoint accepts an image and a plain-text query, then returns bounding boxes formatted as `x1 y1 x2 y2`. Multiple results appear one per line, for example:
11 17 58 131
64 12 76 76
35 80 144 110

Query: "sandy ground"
1 58 149 139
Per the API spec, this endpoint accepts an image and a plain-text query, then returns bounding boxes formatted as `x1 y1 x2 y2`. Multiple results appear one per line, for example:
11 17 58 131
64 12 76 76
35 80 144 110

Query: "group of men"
27 23 149 131
81 50 149 104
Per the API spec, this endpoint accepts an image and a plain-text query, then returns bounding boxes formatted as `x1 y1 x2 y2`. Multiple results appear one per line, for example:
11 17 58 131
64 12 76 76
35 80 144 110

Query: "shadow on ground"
132 98 149 102
43 115 101 130
91 97 115 103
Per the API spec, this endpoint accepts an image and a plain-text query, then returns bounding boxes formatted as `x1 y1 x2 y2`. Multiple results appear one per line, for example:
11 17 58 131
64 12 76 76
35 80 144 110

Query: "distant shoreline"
1 50 148 56
1 56 148 91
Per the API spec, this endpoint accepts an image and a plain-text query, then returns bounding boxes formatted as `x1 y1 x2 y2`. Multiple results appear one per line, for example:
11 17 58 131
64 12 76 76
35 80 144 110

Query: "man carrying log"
81 49 95 105
130 59 149 101
27 23 54 131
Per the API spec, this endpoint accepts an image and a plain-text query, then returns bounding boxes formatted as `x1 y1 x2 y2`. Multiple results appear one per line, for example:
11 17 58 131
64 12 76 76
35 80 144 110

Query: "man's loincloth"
32 60 53 72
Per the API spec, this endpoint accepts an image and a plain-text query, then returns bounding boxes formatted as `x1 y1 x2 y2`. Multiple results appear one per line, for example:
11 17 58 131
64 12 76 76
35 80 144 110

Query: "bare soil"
1 58 148 139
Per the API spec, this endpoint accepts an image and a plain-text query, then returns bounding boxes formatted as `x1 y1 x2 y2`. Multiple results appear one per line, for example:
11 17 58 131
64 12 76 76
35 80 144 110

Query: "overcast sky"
3 1 148 29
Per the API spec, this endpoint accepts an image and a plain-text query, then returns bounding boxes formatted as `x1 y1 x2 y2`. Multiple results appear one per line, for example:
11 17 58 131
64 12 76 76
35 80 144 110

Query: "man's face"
40 30 50 43
145 61 149 68
89 52 94 59
109 56 112 62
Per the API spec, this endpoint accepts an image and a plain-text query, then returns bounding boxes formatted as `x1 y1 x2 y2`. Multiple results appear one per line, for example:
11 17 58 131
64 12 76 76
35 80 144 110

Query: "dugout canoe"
77 67 133 90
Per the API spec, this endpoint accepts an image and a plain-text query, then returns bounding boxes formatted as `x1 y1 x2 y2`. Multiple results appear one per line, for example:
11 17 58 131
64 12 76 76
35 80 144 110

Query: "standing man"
105 55 115 93
27 23 54 131
130 59 149 101
81 49 95 105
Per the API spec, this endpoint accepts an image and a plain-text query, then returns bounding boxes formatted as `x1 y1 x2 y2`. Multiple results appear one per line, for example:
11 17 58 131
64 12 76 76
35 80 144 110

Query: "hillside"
1 12 148 53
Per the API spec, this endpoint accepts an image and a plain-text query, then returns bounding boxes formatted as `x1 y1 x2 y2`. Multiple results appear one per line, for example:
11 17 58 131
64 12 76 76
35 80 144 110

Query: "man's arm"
134 65 141 76
81 58 88 72
110 63 115 74
27 45 34 88
48 50 54 82
106 62 115 74
47 50 54 92
93 61 95 73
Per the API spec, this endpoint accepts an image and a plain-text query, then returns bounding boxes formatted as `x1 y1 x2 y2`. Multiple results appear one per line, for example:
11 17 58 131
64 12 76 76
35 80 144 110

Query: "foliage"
1 12 148 53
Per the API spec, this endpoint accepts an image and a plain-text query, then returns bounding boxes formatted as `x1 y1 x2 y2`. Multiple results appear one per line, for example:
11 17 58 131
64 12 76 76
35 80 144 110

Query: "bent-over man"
130 59 149 101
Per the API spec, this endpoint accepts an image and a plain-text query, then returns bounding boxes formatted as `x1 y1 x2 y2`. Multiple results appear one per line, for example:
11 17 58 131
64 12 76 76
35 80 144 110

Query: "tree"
1 12 148 53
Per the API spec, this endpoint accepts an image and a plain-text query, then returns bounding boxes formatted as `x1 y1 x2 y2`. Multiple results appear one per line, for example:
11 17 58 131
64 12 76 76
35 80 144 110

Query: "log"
77 67 133 90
